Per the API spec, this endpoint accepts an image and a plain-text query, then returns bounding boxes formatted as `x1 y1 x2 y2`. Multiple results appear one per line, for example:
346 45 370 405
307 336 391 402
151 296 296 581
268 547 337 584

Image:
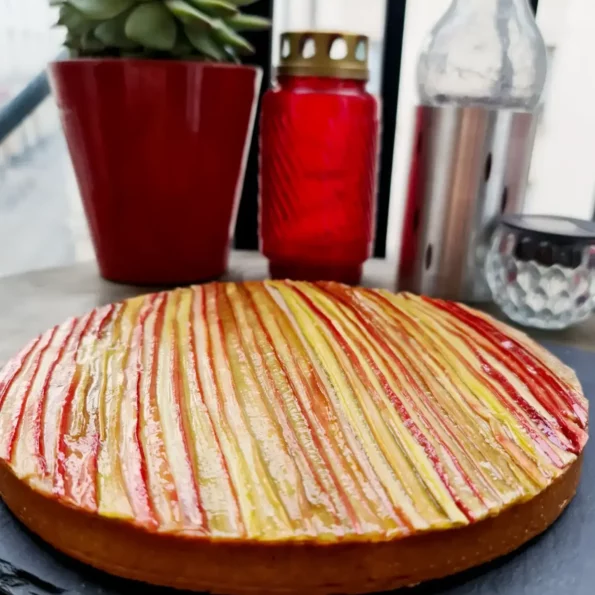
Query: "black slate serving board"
1 342 593 595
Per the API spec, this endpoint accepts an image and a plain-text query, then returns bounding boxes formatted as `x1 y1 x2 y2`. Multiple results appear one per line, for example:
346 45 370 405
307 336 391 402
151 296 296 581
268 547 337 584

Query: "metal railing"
0 68 51 145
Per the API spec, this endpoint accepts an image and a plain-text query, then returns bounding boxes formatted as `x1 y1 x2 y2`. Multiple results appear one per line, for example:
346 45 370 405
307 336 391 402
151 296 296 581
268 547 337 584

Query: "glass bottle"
417 0 547 110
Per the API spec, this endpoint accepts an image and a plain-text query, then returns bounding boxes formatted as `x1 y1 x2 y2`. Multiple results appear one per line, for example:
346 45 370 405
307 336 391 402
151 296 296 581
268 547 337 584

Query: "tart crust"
0 282 589 594
0 456 582 594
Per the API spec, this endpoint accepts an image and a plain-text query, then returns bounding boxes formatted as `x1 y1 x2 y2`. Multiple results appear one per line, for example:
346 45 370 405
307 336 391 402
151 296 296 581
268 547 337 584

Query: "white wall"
313 0 386 39
525 0 595 220
272 0 386 94
0 0 60 90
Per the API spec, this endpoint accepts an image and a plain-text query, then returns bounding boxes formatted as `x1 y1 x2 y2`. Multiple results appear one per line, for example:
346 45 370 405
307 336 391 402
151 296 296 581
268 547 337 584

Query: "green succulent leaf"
227 0 260 6
212 20 254 54
58 5 97 35
95 11 138 48
185 0 238 19
165 0 216 29
184 27 227 60
54 0 267 61
171 31 195 57
80 29 107 51
64 32 81 49
67 0 136 20
225 13 270 31
125 2 177 51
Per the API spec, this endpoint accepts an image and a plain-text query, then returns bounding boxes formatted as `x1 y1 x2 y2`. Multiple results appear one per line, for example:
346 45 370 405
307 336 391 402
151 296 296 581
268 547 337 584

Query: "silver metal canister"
397 105 539 302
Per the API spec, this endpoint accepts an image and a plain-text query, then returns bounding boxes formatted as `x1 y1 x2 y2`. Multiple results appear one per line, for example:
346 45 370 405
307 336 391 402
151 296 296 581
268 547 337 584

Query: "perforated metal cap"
277 31 370 81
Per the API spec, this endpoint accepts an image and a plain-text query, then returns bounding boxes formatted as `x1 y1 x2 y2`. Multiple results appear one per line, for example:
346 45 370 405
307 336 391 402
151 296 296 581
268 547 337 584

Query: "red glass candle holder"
259 32 380 285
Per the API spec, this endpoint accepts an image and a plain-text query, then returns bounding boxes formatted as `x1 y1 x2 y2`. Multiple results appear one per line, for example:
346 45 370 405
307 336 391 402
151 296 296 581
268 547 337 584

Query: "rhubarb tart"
0 282 588 594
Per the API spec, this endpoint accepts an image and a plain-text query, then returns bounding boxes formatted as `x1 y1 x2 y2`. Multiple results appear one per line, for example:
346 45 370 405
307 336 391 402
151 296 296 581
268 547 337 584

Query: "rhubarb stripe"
34 319 78 476
363 290 542 492
13 320 77 480
229 284 345 535
96 299 141 520
298 286 462 519
203 285 292 536
167 290 207 530
140 291 184 527
425 299 587 449
97 304 125 443
115 296 158 528
134 294 176 528
319 284 493 511
408 300 575 455
62 305 116 511
196 286 261 536
186 287 243 536
407 306 565 464
430 299 587 427
252 283 388 535
137 293 182 527
38 313 94 487
242 283 367 534
402 296 575 465
379 295 553 485
294 284 476 522
217 285 304 533
275 283 442 530
53 312 97 497
353 288 532 501
224 286 317 534
2 327 57 462
57 306 115 510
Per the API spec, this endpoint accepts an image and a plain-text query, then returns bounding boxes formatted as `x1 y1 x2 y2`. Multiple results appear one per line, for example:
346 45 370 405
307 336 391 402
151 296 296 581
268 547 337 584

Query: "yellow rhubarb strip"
200 284 293 538
273 282 451 530
292 283 473 523
176 287 242 537
255 283 397 538
96 299 141 521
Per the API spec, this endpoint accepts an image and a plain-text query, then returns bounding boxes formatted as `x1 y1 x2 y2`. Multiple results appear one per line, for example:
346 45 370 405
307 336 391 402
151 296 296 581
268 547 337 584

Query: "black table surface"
0 255 594 594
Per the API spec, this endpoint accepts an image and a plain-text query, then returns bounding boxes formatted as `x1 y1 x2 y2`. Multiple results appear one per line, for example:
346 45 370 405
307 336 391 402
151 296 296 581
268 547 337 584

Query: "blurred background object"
398 107 541 301
48 0 269 285
398 0 547 301
387 0 595 262
417 0 547 110
486 215 595 329
260 31 379 285
271 0 387 95
0 0 86 277
2 0 595 281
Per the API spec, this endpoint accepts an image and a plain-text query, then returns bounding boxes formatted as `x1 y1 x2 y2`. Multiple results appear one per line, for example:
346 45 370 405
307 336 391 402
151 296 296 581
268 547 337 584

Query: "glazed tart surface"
0 282 588 544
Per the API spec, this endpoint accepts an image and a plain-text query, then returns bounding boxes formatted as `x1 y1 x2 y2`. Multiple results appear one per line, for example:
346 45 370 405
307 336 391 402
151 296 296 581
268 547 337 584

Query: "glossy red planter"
50 59 261 285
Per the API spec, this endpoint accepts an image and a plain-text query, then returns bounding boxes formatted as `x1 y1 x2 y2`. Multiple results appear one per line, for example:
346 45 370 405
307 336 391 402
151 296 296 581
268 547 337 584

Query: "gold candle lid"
277 31 370 81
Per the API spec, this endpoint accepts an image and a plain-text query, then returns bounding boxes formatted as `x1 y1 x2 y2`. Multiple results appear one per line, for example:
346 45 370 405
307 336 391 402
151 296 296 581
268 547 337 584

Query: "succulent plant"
50 0 270 61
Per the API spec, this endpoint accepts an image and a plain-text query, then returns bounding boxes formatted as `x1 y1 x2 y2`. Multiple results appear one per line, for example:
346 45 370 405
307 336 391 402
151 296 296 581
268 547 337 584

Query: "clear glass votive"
486 215 595 330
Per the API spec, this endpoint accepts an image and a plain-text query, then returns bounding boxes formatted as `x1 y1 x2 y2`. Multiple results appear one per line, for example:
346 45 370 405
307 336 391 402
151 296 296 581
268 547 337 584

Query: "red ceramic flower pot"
50 59 262 285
